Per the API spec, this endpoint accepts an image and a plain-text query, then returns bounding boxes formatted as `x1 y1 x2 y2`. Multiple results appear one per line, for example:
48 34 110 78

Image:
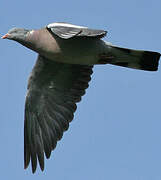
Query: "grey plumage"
2 22 160 173
24 56 93 172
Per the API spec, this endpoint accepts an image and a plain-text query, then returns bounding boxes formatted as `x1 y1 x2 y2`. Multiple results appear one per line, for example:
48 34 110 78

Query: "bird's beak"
1 33 9 39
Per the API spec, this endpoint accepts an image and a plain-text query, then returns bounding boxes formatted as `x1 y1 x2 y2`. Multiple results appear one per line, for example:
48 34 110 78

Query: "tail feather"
102 45 160 71
139 51 160 71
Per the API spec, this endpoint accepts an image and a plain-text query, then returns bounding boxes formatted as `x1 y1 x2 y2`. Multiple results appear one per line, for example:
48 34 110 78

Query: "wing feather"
24 55 93 172
47 22 107 39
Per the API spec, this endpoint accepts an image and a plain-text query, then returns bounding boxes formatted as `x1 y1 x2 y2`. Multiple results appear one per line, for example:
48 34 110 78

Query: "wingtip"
31 164 37 174
24 161 29 170
40 165 45 172
24 162 44 173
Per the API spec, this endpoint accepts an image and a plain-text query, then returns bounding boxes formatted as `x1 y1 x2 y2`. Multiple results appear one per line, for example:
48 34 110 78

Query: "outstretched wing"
47 22 107 39
24 55 93 173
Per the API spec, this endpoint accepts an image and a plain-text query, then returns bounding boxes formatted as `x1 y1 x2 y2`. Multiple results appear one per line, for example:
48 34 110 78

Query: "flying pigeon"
2 22 160 173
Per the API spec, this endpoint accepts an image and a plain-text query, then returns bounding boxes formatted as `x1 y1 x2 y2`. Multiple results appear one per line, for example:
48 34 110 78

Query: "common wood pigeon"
2 22 160 173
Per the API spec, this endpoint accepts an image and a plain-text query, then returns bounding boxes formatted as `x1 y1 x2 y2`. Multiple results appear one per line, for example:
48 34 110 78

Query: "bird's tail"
98 44 160 71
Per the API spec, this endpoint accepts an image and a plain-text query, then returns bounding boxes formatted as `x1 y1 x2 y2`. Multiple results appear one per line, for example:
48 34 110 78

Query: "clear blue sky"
1 0 161 179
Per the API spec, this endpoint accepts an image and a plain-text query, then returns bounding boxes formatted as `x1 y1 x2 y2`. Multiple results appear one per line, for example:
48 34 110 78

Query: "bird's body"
2 22 160 173
29 28 107 65
20 26 108 65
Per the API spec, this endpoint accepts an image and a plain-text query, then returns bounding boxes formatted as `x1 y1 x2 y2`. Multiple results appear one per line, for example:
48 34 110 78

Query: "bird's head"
2 27 58 56
2 28 30 42
1 27 40 52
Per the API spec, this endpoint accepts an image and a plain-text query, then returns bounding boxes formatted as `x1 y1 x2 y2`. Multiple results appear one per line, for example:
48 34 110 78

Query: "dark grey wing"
24 55 93 173
47 22 107 39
